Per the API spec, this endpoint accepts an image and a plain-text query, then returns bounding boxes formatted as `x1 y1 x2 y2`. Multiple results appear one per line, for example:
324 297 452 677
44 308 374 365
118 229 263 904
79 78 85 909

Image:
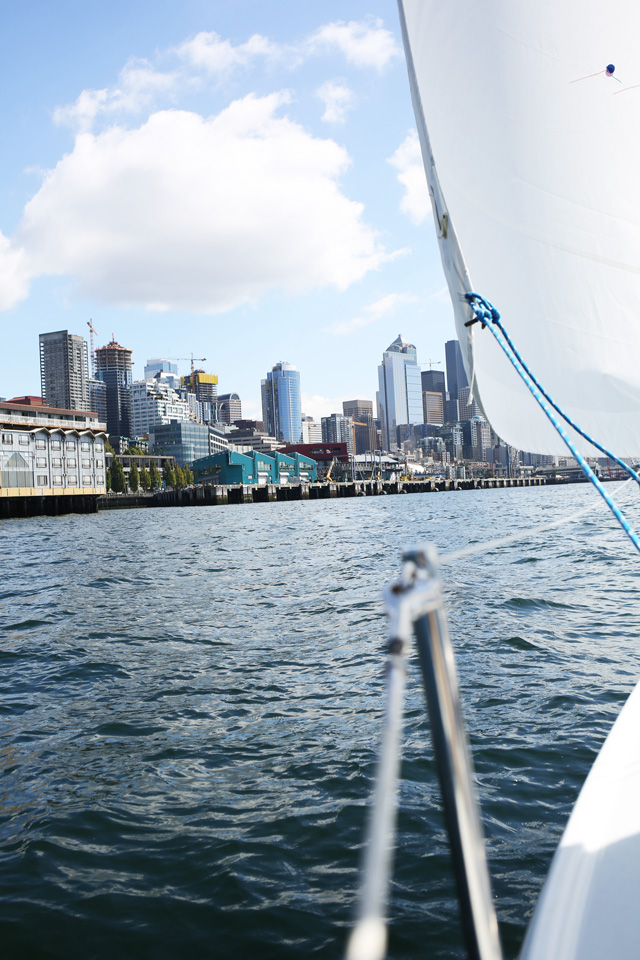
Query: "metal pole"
408 548 502 960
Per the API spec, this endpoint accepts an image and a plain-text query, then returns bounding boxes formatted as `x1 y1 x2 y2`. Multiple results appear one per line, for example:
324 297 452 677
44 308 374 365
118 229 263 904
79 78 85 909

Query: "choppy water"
1 483 639 958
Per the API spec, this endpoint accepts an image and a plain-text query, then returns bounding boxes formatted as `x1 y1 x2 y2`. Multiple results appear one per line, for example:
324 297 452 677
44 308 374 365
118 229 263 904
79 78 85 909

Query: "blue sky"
0 1 454 420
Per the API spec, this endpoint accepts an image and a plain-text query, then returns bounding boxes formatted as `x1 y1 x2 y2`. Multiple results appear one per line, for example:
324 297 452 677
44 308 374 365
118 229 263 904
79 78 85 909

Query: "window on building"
81 442 91 451
53 476 63 486
82 459 91 469
66 441 76 450
36 438 46 449
51 440 61 450
37 475 48 485
2 434 13 444
83 476 93 485
96 459 104 469
52 458 62 467
67 458 77 468
68 476 78 486
36 458 47 468
19 435 29 445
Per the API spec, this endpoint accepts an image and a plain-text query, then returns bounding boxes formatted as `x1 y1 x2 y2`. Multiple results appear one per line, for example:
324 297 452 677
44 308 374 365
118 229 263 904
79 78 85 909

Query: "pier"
96 475 547 511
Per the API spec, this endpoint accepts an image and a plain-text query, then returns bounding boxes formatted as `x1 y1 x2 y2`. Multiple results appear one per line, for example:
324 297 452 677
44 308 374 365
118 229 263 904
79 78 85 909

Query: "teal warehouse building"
192 449 317 486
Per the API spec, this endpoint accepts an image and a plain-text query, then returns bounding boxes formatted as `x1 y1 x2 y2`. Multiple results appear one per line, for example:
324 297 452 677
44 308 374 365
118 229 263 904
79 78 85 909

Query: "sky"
0 0 455 421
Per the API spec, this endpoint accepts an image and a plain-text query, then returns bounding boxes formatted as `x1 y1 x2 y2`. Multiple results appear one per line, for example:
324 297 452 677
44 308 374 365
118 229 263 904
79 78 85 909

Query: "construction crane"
166 355 207 380
87 320 98 377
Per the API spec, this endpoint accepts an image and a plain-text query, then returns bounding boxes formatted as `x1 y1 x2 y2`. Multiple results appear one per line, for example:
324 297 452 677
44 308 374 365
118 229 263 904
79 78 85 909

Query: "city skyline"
0 2 456 421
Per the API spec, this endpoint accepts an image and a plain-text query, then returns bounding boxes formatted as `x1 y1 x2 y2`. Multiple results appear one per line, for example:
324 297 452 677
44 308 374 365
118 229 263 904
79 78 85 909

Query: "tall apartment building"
95 337 133 443
377 335 423 452
342 399 376 454
261 362 302 444
39 330 90 411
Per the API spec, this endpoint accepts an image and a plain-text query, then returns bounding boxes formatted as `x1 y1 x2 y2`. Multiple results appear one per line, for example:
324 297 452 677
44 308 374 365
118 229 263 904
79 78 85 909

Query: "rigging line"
472 297 640 490
440 477 635 564
464 293 640 555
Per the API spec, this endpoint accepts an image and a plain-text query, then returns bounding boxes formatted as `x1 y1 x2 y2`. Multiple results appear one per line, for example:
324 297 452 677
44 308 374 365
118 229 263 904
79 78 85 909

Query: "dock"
97 475 547 511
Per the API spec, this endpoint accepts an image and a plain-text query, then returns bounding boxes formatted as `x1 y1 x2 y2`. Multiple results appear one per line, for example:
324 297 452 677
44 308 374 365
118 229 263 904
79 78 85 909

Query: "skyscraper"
421 368 445 403
377 335 423 452
39 330 90 410
261 362 302 444
321 413 354 455
95 337 133 443
217 393 242 424
342 399 376 454
445 339 469 401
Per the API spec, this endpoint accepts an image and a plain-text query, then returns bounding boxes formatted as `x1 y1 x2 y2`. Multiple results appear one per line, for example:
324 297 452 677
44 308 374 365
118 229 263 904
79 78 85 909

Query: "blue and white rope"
464 292 640 555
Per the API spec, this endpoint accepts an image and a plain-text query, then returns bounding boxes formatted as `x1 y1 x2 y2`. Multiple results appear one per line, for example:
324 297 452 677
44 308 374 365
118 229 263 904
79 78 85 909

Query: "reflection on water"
1 484 638 958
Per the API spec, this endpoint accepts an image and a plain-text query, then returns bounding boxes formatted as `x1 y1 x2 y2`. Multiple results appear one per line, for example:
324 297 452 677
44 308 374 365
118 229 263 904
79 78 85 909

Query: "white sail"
399 0 640 456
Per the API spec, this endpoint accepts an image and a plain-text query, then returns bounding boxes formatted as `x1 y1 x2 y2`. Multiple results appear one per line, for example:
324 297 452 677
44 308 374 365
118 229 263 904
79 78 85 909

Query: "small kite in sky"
570 63 622 84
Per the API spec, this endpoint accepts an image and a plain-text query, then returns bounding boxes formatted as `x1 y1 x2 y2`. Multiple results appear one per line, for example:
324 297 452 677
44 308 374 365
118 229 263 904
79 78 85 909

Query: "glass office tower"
261 362 302 444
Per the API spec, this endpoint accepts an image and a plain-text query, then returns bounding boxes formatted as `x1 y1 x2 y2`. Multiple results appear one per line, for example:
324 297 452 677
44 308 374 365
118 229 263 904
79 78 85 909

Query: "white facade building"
131 379 194 438
0 400 107 497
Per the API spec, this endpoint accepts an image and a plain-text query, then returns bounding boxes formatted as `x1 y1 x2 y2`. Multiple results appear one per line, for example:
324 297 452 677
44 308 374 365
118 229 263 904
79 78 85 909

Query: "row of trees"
106 459 193 493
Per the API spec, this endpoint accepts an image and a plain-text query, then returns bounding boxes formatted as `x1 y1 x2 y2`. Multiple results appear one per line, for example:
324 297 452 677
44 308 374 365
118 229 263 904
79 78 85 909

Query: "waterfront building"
282 442 348 477
0 397 106 497
192 449 317 486
445 339 469 402
321 413 354 455
261 362 302 444
458 386 480 422
192 449 275 486
217 393 242 424
95 337 133 444
301 415 322 443
131 379 193 438
342 399 376 454
377 335 423 452
149 420 228 466
39 330 90 411
422 390 444 425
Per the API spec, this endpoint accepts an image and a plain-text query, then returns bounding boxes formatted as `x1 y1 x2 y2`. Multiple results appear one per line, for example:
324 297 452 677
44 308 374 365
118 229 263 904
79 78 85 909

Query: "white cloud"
53 59 178 131
317 80 355 124
0 232 29 311
388 130 431 225
176 31 282 73
13 94 396 313
308 18 401 71
301 392 355 420
327 292 417 336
